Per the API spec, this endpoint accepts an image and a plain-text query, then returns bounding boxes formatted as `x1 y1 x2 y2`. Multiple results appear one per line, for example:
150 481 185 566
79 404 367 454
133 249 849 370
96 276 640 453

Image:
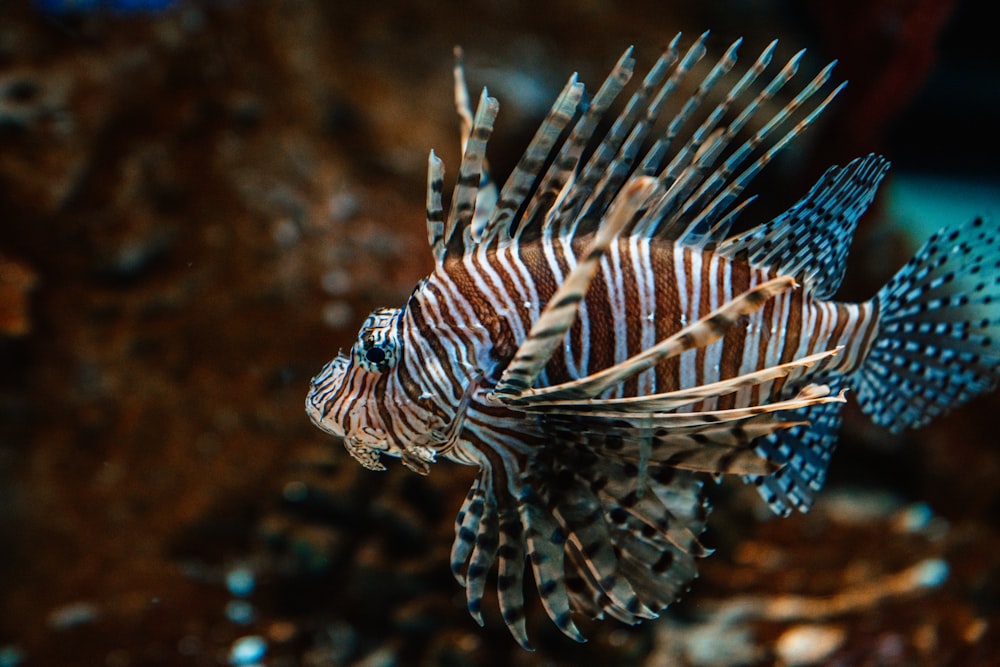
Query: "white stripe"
679 247 702 390
406 288 465 401
467 245 526 344
673 244 691 394
701 252 724 408
603 242 629 398
633 236 657 394
735 267 767 406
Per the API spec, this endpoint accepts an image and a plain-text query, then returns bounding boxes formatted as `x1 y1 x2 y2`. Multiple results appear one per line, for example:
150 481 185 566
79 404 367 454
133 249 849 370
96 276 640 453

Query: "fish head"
306 305 443 474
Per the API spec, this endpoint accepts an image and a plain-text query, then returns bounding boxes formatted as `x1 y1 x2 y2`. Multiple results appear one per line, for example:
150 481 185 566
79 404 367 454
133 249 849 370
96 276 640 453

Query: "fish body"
306 34 1000 648
437 238 877 406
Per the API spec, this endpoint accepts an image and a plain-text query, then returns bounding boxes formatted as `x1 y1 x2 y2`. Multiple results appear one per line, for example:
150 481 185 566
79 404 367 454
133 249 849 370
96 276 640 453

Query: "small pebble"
272 218 300 247
322 300 353 329
98 229 175 282
225 600 256 625
684 620 760 667
266 621 298 643
962 617 988 643
912 559 949 588
821 488 902 524
47 601 100 629
228 635 266 666
353 646 396 667
226 567 256 597
282 480 309 503
775 624 845 666
321 269 352 296
894 502 933 532
327 190 360 222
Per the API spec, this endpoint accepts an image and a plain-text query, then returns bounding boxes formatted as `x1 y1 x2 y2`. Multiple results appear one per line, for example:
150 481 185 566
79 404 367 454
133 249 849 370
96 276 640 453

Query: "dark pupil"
365 347 386 364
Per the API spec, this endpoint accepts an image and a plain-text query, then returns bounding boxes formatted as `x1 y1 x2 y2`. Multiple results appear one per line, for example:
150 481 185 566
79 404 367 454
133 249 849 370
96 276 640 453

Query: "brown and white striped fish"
306 33 1000 649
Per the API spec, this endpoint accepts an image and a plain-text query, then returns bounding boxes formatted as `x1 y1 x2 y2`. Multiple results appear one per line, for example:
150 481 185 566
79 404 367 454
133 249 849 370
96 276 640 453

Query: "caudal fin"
853 216 1000 431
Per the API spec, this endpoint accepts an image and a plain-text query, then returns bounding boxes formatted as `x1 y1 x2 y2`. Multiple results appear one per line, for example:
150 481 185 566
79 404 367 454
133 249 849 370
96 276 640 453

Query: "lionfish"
306 33 1000 648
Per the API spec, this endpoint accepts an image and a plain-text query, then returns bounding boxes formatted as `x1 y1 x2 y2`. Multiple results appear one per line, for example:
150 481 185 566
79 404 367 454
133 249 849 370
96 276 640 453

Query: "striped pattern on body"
407 239 876 417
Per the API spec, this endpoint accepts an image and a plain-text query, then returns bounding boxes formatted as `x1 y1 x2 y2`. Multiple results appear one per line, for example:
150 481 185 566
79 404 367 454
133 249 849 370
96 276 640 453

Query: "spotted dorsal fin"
716 154 890 299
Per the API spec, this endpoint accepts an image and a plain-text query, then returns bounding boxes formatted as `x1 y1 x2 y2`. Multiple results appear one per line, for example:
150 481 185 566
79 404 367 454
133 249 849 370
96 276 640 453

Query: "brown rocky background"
1 1 998 665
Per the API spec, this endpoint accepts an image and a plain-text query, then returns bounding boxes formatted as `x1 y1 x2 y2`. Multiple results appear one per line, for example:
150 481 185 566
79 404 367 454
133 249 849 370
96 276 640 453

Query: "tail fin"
853 216 1000 431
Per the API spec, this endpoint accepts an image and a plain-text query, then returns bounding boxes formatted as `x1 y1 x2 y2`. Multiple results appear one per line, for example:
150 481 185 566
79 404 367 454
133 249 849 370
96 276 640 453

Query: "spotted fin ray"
452 47 502 242
508 348 841 414
542 385 846 476
427 35 846 263
513 449 711 643
717 154 891 299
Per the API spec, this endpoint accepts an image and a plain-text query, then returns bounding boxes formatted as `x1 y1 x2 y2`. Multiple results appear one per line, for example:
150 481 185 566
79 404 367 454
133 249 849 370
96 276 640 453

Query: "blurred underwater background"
1 1 999 665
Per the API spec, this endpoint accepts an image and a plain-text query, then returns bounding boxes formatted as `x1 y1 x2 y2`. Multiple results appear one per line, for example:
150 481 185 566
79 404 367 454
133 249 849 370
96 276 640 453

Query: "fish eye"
354 337 396 373
354 307 403 373
356 338 395 373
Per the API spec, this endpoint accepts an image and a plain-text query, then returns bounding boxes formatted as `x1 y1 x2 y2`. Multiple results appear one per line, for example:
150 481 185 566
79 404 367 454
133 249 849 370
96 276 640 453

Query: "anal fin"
743 391 845 516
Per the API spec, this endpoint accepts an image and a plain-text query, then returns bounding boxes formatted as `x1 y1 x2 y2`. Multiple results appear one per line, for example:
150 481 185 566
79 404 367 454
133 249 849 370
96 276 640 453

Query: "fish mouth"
304 392 345 437
305 355 351 432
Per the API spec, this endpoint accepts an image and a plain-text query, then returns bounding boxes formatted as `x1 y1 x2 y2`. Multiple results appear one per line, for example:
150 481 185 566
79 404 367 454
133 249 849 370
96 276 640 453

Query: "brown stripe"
618 240 641 397
693 249 714 392
717 259 752 410
652 243 682 392
751 269 777 405
411 283 466 399
779 284 805 364
771 282 806 397
518 243 571 384
581 238 616 381
435 263 498 371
